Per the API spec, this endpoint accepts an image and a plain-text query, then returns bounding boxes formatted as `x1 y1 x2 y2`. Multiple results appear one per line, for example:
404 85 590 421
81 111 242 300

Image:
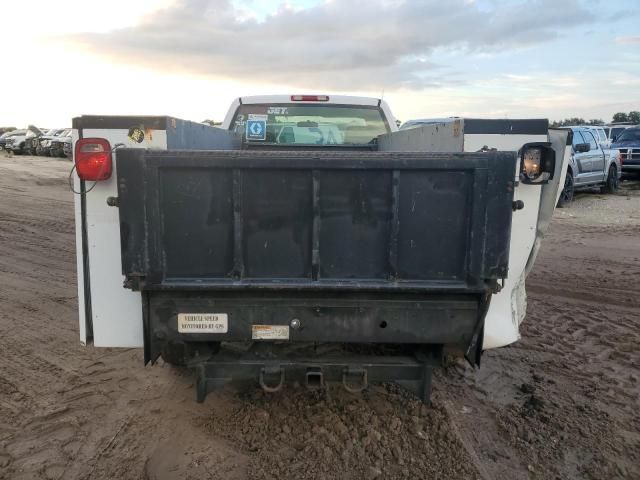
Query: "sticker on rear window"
246 114 267 141
267 106 288 115
178 313 228 333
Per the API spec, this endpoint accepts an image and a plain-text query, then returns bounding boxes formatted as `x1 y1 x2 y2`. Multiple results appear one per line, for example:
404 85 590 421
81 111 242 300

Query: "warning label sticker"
251 325 289 340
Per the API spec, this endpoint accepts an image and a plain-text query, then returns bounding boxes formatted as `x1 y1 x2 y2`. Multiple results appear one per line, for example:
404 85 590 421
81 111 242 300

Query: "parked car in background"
557 126 622 207
3 129 30 154
585 125 609 148
4 126 44 155
50 129 72 158
63 135 72 158
0 130 16 150
603 123 632 145
23 127 46 155
36 128 67 156
23 136 38 155
611 126 640 178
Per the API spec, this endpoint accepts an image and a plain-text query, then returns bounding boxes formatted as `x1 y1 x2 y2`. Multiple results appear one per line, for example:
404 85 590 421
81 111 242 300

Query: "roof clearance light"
291 95 330 102
75 138 113 181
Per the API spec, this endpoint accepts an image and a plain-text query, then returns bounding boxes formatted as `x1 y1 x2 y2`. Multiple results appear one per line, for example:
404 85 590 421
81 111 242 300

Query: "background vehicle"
36 128 66 156
63 137 72 158
4 126 44 154
50 129 72 157
3 129 29 154
0 130 15 150
71 97 568 403
603 123 632 144
585 125 609 148
557 126 622 207
60 129 73 158
23 126 46 155
611 126 640 178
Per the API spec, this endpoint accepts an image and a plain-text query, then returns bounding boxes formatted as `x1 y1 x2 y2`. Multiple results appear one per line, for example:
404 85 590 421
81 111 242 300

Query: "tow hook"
259 366 285 392
512 200 525 211
106 196 119 207
342 367 368 393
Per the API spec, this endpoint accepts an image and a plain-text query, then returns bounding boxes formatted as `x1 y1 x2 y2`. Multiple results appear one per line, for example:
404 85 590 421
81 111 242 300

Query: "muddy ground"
0 155 638 480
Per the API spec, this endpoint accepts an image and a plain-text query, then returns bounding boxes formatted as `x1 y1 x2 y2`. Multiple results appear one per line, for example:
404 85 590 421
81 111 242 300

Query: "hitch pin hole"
379 321 388 329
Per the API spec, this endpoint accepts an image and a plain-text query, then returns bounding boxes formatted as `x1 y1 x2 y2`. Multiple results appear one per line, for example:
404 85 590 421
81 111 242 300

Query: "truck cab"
221 94 398 145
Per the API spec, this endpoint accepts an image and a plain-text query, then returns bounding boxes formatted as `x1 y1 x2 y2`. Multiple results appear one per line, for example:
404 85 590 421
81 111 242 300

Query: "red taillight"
290 95 330 102
74 138 112 181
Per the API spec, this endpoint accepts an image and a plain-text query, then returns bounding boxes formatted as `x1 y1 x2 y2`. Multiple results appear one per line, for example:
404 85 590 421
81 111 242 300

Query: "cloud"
65 0 600 90
616 35 640 44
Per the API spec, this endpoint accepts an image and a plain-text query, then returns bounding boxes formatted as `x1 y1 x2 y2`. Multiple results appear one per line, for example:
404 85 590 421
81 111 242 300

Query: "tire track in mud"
439 197 640 479
523 298 640 417
528 283 640 310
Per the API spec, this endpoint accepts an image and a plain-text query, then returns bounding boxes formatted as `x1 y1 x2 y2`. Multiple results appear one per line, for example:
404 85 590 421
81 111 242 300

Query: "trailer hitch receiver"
305 368 324 390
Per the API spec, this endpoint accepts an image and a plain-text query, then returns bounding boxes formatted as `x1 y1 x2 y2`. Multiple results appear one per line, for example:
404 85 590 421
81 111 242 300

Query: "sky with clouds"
1 0 638 127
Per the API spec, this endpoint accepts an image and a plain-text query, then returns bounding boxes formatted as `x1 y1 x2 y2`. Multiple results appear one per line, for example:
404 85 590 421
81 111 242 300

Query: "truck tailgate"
116 150 516 291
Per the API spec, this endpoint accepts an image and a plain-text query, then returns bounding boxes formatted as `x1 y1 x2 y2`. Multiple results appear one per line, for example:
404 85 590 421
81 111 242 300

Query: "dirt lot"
0 155 638 480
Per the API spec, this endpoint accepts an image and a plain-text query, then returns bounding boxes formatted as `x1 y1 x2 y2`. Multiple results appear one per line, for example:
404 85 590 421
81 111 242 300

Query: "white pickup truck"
72 95 569 402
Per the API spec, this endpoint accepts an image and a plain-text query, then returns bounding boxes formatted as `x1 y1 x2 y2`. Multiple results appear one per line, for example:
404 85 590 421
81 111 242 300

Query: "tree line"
551 111 640 127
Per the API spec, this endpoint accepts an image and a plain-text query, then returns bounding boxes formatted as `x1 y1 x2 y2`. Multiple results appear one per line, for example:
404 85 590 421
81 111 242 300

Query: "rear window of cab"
231 104 390 146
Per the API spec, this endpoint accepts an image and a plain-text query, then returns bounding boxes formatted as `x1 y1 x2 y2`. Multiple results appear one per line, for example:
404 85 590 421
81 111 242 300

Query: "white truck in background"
554 126 622 207
72 95 569 402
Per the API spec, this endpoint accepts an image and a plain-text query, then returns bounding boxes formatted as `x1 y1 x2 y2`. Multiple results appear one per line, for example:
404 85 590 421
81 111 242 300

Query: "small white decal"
267 106 288 115
178 313 228 333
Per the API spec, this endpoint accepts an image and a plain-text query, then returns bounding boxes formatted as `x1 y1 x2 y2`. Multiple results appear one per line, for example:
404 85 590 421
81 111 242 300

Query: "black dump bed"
115 149 516 385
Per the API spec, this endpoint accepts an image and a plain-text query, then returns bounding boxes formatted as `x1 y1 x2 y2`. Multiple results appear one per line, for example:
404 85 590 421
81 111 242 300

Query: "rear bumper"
148 291 482 357
149 290 480 403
